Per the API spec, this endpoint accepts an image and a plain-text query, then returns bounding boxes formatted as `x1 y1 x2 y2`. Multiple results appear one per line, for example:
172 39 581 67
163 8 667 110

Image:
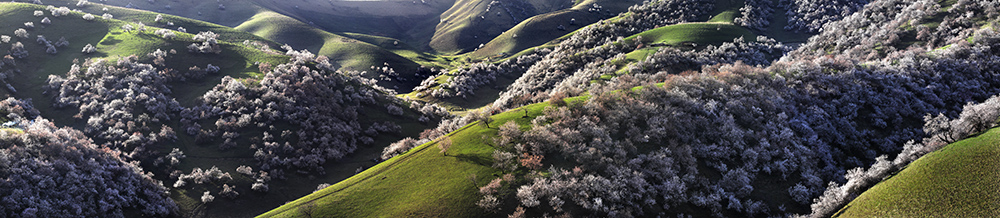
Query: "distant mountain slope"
835 127 1000 217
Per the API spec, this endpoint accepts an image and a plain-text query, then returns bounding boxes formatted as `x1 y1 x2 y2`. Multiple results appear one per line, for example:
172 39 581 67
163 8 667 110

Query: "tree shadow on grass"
100 36 122 45
453 153 493 167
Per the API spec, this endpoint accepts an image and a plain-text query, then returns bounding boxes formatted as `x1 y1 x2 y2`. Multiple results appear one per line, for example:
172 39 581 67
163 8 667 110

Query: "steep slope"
0 3 277 217
835 127 1000 217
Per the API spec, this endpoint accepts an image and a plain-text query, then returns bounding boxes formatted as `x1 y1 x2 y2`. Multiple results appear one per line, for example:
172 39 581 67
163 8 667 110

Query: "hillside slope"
266 0 1000 217
0 2 440 218
835 128 1000 217
259 99 574 218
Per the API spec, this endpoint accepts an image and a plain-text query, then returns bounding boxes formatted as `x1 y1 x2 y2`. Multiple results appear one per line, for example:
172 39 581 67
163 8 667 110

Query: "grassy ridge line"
339 32 456 69
835 128 1000 217
259 98 586 217
234 10 436 91
626 22 756 46
469 0 643 59
234 10 420 70
89 3 275 46
430 0 490 54
613 22 755 64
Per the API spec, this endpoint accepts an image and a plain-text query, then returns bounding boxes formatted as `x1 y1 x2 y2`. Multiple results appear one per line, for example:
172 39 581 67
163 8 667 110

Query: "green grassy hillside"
259 98 579 218
615 21 756 63
627 22 756 47
834 128 1000 217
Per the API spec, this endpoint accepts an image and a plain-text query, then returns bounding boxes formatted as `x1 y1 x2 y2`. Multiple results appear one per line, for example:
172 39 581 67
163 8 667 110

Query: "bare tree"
466 173 478 187
299 201 317 218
